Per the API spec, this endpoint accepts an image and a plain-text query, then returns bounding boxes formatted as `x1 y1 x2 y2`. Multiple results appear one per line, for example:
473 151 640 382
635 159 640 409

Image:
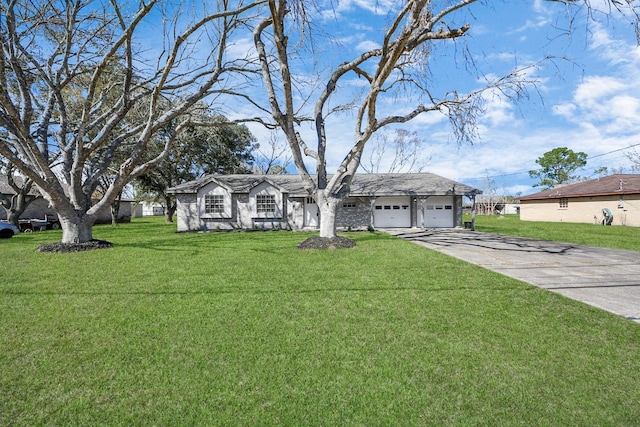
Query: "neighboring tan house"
167 173 481 232
519 174 640 226
0 175 134 224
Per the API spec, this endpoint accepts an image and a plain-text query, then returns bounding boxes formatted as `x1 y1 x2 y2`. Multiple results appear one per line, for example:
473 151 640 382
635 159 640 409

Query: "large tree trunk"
1 192 36 227
110 202 120 225
109 190 123 225
164 194 176 223
6 209 21 228
317 193 340 238
58 211 96 243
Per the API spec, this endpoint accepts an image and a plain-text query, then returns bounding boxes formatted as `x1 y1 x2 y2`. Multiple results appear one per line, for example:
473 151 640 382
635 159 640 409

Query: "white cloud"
356 40 381 52
479 92 516 127
574 76 627 104
552 42 640 137
553 103 576 118
511 16 552 34
333 0 397 16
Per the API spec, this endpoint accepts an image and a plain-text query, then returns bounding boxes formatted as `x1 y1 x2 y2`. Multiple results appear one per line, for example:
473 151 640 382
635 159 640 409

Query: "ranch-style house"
167 173 481 232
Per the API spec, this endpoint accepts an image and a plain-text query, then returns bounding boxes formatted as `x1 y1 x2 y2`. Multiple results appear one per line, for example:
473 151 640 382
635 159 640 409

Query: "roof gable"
246 177 289 193
166 175 234 194
520 174 640 201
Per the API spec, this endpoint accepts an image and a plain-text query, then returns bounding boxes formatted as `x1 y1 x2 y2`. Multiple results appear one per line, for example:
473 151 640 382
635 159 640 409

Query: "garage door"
374 197 411 228
421 196 454 228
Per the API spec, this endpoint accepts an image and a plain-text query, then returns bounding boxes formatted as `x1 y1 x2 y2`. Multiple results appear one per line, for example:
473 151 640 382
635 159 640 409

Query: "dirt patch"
297 236 356 250
37 239 113 253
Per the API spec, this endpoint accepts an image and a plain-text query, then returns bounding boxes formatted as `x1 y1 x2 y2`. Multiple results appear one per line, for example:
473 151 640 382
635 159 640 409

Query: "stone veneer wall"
335 197 372 229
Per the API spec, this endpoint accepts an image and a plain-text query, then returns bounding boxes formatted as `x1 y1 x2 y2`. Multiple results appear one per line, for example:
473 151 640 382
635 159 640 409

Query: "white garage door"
421 196 454 228
374 197 412 228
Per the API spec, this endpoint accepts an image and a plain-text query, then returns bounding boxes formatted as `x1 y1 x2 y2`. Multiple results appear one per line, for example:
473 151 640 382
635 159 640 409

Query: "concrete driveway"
386 228 640 323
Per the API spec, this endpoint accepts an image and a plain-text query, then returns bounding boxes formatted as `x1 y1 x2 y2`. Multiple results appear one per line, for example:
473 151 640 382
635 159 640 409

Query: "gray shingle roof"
0 175 41 196
519 174 640 201
167 173 480 197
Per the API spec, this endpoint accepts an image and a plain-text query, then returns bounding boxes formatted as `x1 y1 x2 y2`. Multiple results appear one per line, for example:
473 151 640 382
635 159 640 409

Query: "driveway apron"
386 228 640 323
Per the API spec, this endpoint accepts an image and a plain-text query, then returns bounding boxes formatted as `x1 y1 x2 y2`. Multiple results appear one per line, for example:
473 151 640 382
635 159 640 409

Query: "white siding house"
168 173 481 232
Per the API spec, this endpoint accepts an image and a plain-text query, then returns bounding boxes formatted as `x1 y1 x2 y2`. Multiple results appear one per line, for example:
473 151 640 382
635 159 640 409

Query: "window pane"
256 194 276 213
205 194 225 214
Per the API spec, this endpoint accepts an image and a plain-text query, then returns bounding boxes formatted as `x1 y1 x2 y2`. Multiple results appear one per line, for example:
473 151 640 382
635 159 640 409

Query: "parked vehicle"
0 222 20 238
18 217 61 232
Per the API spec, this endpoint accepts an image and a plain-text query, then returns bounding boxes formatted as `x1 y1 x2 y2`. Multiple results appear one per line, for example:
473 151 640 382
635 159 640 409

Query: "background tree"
475 173 506 216
0 0 261 244
626 149 640 172
0 159 38 227
252 133 292 174
529 147 588 189
360 129 429 174
135 113 256 223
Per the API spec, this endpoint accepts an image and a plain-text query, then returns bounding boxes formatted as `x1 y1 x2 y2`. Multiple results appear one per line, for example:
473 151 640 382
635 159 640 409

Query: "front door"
304 197 318 227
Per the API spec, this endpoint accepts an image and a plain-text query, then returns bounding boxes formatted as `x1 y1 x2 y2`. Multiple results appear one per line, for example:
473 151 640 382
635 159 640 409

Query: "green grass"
1 218 640 425
467 214 640 252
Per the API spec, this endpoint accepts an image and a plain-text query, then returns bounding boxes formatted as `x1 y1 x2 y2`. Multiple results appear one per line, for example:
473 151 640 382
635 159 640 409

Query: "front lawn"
468 214 640 252
1 218 639 425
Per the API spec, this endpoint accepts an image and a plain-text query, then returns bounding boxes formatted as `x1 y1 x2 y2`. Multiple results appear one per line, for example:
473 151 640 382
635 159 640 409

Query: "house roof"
166 174 307 196
167 173 481 198
519 174 640 201
0 175 41 196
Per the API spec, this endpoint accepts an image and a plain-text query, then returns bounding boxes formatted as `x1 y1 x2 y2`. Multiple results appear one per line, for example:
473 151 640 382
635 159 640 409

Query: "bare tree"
251 0 639 239
626 149 640 173
252 132 292 174
475 173 505 216
0 160 38 227
361 129 429 174
253 0 547 238
0 0 262 243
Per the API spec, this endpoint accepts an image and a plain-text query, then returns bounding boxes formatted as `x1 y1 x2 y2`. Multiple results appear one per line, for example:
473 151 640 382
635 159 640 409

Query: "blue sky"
223 0 640 196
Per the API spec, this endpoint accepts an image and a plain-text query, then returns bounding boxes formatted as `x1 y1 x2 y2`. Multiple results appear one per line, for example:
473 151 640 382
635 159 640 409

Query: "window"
559 198 568 209
343 201 356 208
256 194 276 213
205 194 225 214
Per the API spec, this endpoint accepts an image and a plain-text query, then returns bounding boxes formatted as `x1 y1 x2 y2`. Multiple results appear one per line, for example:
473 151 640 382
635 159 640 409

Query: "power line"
466 142 640 182
586 142 640 160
